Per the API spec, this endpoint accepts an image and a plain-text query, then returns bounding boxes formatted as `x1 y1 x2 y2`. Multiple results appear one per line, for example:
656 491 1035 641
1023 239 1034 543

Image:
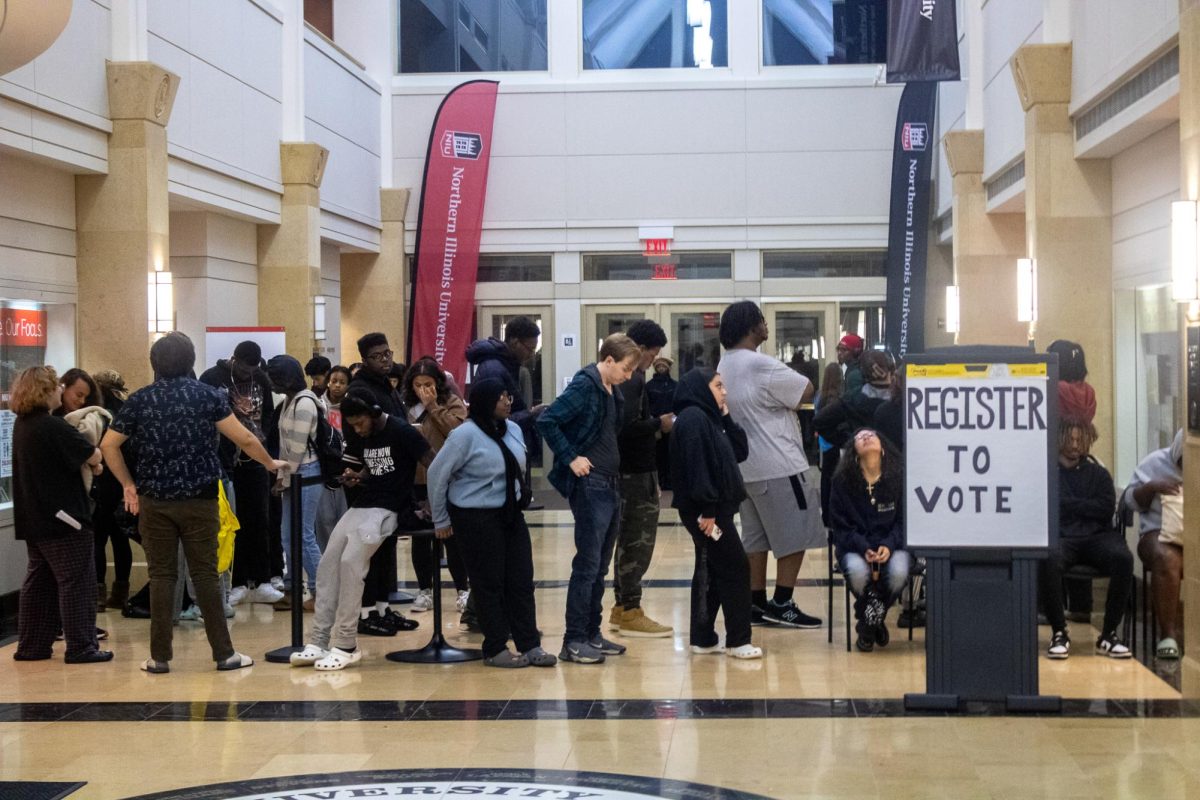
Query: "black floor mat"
0 782 85 800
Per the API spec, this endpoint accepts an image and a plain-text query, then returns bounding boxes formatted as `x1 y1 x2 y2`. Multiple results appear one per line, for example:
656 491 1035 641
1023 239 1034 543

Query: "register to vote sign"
905 361 1051 548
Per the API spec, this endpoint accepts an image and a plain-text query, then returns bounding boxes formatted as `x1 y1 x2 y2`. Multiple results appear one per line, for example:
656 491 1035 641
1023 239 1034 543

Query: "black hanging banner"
884 81 937 359
887 0 961 83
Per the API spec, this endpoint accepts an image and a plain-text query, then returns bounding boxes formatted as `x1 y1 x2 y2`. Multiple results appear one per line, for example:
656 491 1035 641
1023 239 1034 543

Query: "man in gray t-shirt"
716 301 822 629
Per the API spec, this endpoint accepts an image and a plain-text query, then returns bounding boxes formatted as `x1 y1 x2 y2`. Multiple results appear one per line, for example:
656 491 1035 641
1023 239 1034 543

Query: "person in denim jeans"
537 334 640 664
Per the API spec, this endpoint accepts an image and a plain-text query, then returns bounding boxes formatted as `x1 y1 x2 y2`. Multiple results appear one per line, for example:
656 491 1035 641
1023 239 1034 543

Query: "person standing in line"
814 363 844 527
609 319 674 638
268 355 324 611
344 333 418 636
92 370 135 611
199 340 282 606
716 301 822 629
836 334 865 397
101 332 287 673
537 334 641 664
402 358 471 615
315 365 351 553
290 389 432 671
11 366 110 664
427 379 556 668
645 356 678 490
305 356 332 399
670 368 761 660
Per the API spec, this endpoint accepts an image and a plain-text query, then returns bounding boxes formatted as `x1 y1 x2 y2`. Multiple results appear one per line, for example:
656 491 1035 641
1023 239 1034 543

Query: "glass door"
665 305 724 379
583 304 655 361
475 305 554 408
763 303 836 378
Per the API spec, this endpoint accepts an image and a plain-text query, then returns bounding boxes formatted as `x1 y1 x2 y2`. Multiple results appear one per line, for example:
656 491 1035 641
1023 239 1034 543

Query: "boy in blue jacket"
537 334 641 664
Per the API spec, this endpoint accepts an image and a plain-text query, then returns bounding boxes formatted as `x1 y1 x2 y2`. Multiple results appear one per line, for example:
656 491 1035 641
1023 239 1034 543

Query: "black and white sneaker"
1096 632 1132 659
762 600 822 629
751 604 768 626
1047 629 1070 659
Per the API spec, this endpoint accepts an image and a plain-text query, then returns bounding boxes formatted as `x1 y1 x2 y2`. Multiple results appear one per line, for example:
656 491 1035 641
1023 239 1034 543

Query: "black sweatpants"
93 500 132 584
1039 533 1134 636
679 509 751 649
230 461 273 586
449 504 540 658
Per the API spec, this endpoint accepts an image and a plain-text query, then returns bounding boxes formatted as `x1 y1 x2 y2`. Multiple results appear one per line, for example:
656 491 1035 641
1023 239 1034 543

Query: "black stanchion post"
386 532 482 664
266 473 320 663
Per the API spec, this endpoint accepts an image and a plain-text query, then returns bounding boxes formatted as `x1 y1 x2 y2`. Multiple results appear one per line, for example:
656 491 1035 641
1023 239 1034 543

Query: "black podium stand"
386 531 482 664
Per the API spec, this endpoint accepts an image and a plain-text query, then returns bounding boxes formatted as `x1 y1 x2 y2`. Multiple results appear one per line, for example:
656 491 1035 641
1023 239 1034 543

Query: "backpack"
299 395 345 485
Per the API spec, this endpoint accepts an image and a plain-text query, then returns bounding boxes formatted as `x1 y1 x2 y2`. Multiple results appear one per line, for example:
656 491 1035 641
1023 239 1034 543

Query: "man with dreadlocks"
1038 418 1134 659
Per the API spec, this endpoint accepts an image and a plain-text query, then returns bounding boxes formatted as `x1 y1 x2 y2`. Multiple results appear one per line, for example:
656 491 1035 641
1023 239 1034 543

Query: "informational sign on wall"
205 327 287 367
905 358 1056 549
0 410 15 478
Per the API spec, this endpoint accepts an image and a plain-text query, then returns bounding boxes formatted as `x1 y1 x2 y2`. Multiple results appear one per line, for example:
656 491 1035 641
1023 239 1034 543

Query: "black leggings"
93 500 132 584
412 536 470 592
680 509 751 649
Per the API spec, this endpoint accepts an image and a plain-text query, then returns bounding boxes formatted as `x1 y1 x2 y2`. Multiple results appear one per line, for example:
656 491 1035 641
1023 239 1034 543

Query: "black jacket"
465 338 537 434
829 471 904 558
1059 456 1116 538
813 386 890 449
199 359 272 473
617 368 662 474
645 373 678 418
669 370 748 518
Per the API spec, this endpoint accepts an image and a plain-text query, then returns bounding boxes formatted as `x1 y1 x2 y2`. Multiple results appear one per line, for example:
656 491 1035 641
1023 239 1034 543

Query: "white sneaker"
410 589 434 613
456 590 470 613
228 585 248 606
178 605 202 622
727 644 763 660
247 583 285 604
289 643 329 667
690 644 725 655
223 603 235 619
270 576 285 591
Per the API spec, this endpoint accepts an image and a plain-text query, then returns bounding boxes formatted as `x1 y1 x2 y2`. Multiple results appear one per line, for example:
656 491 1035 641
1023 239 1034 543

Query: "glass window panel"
593 311 647 355
397 0 548 74
763 250 886 278
582 0 728 69
762 0 887 66
773 310 825 366
670 310 723 378
1136 286 1181 455
838 303 885 352
477 254 552 283
582 252 732 281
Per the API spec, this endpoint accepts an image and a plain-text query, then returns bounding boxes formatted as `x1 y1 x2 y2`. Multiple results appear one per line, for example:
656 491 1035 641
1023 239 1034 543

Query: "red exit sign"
651 263 677 280
642 238 672 256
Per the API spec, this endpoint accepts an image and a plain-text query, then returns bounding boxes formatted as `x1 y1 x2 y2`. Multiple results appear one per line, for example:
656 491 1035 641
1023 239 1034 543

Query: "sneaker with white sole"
289 644 329 667
315 647 361 671
559 641 605 664
177 605 202 622
617 607 673 638
410 588 434 613
247 583 285 604
727 644 763 660
228 585 248 606
1096 632 1132 659
690 643 725 655
270 576 285 592
608 604 624 631
455 590 471 613
762 599 822 629
589 636 627 655
1047 629 1070 659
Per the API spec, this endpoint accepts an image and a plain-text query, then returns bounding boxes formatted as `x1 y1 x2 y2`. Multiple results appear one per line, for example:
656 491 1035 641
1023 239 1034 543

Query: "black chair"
1061 564 1136 655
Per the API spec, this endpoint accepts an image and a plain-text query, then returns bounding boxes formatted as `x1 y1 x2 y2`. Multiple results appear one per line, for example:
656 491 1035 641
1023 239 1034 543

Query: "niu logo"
442 131 483 159
901 123 928 152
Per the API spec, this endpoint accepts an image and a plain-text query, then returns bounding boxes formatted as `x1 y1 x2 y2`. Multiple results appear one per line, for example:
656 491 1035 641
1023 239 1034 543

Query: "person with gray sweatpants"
290 389 431 671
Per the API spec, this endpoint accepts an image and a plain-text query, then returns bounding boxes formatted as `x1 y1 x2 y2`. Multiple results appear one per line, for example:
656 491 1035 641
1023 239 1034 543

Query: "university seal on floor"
119 769 774 800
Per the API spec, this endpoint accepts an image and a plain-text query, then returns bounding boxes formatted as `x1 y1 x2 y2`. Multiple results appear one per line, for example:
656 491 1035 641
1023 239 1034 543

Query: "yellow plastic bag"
217 481 240 574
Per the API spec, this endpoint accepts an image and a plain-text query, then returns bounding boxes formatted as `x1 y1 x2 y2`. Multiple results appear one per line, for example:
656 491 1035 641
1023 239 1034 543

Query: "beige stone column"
75 62 179 389
341 188 409 359
942 130 1029 347
1177 0 1200 698
257 142 328 363
1011 43 1114 468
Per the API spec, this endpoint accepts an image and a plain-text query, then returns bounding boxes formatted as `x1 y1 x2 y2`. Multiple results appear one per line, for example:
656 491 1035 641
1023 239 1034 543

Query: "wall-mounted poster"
1187 324 1200 434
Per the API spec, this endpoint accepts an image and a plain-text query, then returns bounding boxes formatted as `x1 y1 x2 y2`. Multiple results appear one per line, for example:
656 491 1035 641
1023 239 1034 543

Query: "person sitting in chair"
1039 419 1133 660
1126 429 1184 660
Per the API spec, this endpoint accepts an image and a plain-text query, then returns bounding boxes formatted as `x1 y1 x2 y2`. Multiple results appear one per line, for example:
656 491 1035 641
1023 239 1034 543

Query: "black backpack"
299 395 345 485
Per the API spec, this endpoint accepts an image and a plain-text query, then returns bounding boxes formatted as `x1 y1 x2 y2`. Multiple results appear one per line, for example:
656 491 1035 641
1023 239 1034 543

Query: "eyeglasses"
854 430 878 441
366 350 393 363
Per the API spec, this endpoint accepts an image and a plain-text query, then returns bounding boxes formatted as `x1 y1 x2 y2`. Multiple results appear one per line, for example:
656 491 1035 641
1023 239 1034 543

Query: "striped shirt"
277 390 320 486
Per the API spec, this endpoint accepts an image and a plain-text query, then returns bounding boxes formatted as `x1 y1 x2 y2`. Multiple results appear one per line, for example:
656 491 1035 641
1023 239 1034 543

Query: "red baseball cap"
838 334 865 354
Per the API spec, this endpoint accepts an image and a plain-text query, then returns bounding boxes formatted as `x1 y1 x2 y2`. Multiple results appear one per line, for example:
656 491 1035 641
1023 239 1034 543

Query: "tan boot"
608 604 624 632
618 607 673 638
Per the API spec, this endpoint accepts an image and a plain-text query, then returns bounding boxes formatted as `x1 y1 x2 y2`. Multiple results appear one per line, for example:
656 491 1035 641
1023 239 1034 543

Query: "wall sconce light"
313 295 327 341
147 266 173 333
1172 200 1198 301
1016 258 1037 323
945 285 960 334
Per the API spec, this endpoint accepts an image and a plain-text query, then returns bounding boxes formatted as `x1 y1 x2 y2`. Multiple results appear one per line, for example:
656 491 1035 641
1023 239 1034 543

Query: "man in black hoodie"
199 340 282 606
344 332 418 636
465 316 543 439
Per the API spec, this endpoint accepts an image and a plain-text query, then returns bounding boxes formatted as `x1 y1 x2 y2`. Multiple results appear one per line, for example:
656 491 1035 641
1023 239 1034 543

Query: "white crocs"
690 644 725 655
289 644 329 667
727 644 763 660
314 647 362 671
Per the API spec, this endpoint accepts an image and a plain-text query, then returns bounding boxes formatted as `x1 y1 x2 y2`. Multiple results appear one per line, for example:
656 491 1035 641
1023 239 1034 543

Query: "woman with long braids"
829 427 909 652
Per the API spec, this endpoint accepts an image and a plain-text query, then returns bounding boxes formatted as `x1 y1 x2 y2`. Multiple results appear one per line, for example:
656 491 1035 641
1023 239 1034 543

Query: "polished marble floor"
0 507 1191 799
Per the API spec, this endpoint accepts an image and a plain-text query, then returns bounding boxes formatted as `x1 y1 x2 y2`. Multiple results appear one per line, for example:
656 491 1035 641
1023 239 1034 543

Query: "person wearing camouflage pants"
609 320 674 637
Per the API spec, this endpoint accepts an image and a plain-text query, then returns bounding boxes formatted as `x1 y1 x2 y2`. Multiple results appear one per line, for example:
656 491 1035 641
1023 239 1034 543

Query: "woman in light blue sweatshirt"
427 378 555 669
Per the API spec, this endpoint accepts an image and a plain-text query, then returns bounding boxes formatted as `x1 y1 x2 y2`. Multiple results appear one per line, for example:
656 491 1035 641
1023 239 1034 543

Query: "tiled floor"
0 507 1188 799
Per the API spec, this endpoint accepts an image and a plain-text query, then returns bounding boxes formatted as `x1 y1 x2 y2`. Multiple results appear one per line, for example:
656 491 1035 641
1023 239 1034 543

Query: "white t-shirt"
716 347 811 483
